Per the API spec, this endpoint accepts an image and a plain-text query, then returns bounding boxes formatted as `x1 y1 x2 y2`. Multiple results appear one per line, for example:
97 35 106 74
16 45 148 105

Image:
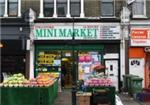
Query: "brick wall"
21 0 40 16
84 0 100 17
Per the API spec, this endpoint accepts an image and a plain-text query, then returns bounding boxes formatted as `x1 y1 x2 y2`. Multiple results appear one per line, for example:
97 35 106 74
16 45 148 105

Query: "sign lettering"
33 23 120 40
130 28 150 46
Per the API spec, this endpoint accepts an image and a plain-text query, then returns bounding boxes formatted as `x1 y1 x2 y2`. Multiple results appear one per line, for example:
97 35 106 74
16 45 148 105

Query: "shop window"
1 56 25 74
101 0 115 17
57 0 67 17
0 0 5 17
8 0 18 17
70 0 80 17
36 51 61 73
78 51 103 80
132 0 146 18
44 0 54 17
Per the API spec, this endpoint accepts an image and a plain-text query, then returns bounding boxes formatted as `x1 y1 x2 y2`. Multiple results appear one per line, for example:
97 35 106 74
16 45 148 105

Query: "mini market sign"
34 27 97 40
33 23 120 40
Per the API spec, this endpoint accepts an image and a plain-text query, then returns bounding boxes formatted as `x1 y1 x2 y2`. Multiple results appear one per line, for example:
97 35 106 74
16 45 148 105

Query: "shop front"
1 20 30 82
129 28 150 88
31 23 121 90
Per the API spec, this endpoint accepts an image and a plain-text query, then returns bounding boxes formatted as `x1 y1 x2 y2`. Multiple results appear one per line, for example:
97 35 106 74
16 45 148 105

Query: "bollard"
72 86 77 105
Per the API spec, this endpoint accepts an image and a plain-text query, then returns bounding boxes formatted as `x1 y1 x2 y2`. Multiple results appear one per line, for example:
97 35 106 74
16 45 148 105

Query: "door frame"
104 59 120 91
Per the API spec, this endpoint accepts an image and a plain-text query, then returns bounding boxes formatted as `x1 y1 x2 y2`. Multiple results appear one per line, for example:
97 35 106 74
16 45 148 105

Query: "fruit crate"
86 86 116 105
1 80 58 105
76 92 92 105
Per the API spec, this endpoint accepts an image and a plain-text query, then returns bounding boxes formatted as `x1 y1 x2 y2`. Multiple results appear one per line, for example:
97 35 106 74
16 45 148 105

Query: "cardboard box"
76 96 91 105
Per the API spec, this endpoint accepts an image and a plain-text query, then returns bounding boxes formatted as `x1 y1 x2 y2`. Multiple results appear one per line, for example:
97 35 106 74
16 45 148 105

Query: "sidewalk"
118 93 150 105
53 89 150 105
53 89 71 105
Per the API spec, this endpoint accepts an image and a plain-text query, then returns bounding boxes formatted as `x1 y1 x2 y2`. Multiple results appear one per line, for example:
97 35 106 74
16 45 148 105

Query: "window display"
36 51 61 73
78 51 103 80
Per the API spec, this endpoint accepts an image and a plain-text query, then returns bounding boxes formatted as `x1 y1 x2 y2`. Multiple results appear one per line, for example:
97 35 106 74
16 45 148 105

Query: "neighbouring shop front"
1 22 30 82
32 23 121 90
129 28 150 88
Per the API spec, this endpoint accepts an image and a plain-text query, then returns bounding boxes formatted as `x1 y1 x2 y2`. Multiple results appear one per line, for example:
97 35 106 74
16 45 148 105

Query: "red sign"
130 28 150 46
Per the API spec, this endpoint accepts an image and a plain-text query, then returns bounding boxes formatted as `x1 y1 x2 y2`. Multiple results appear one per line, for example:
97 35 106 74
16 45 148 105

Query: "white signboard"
33 23 120 40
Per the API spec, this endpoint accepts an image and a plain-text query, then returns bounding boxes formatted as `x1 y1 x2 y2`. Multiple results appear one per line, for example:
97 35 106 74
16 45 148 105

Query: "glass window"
44 0 54 17
57 0 67 17
8 0 18 17
70 0 80 17
0 0 5 17
101 0 114 17
132 0 145 17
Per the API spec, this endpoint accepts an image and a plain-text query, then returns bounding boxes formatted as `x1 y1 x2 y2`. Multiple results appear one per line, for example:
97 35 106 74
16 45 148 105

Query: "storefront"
129 28 150 88
1 19 30 81
1 40 26 75
31 23 121 90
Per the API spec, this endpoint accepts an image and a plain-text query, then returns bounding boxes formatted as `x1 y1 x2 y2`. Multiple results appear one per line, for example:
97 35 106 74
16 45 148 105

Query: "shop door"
129 58 145 87
61 50 75 88
105 60 119 91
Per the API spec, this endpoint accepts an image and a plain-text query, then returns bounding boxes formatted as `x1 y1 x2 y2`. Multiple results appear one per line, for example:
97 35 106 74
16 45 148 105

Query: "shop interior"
35 49 103 89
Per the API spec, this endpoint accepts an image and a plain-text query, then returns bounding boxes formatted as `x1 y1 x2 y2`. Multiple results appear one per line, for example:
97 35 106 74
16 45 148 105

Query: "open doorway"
61 51 73 88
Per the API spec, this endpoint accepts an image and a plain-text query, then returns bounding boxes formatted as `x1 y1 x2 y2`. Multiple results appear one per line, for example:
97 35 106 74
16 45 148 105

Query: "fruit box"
76 96 91 105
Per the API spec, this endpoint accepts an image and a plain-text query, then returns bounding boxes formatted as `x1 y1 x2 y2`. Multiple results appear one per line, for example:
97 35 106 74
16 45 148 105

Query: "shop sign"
33 23 120 40
130 28 150 46
99 25 120 40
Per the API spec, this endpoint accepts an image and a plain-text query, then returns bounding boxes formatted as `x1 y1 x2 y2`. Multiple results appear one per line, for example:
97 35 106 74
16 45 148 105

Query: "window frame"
70 0 80 17
0 0 5 17
43 0 54 17
101 0 115 18
132 0 147 18
8 0 18 17
57 0 67 17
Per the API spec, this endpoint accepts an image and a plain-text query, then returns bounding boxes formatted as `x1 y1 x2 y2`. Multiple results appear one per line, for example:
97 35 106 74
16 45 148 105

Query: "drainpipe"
120 6 130 81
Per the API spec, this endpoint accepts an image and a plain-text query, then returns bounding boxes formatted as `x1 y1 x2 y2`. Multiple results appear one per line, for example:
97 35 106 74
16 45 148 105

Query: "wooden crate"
76 96 91 105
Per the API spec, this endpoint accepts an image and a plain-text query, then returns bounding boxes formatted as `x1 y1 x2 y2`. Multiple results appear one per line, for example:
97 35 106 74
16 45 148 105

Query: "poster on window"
78 51 102 80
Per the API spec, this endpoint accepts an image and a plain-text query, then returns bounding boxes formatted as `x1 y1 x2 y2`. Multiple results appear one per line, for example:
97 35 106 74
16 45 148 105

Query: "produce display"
84 78 113 87
0 72 60 87
2 73 27 87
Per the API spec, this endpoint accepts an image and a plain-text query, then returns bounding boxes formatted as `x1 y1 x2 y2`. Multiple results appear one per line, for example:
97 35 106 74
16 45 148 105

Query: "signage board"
33 23 120 40
130 28 150 46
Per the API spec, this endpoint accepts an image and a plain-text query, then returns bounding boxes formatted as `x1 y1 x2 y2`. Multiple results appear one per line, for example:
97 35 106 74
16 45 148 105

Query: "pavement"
118 93 150 105
53 89 150 105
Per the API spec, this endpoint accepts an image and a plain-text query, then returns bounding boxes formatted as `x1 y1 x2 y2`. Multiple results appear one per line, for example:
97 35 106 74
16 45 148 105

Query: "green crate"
1 80 58 105
86 86 116 105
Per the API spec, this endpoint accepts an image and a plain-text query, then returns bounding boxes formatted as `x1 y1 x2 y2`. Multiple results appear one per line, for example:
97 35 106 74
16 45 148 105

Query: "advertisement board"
33 23 120 40
130 28 150 46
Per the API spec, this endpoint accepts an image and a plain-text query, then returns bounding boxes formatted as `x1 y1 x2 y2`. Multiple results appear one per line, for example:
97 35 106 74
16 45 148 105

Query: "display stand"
1 80 58 105
86 86 116 105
